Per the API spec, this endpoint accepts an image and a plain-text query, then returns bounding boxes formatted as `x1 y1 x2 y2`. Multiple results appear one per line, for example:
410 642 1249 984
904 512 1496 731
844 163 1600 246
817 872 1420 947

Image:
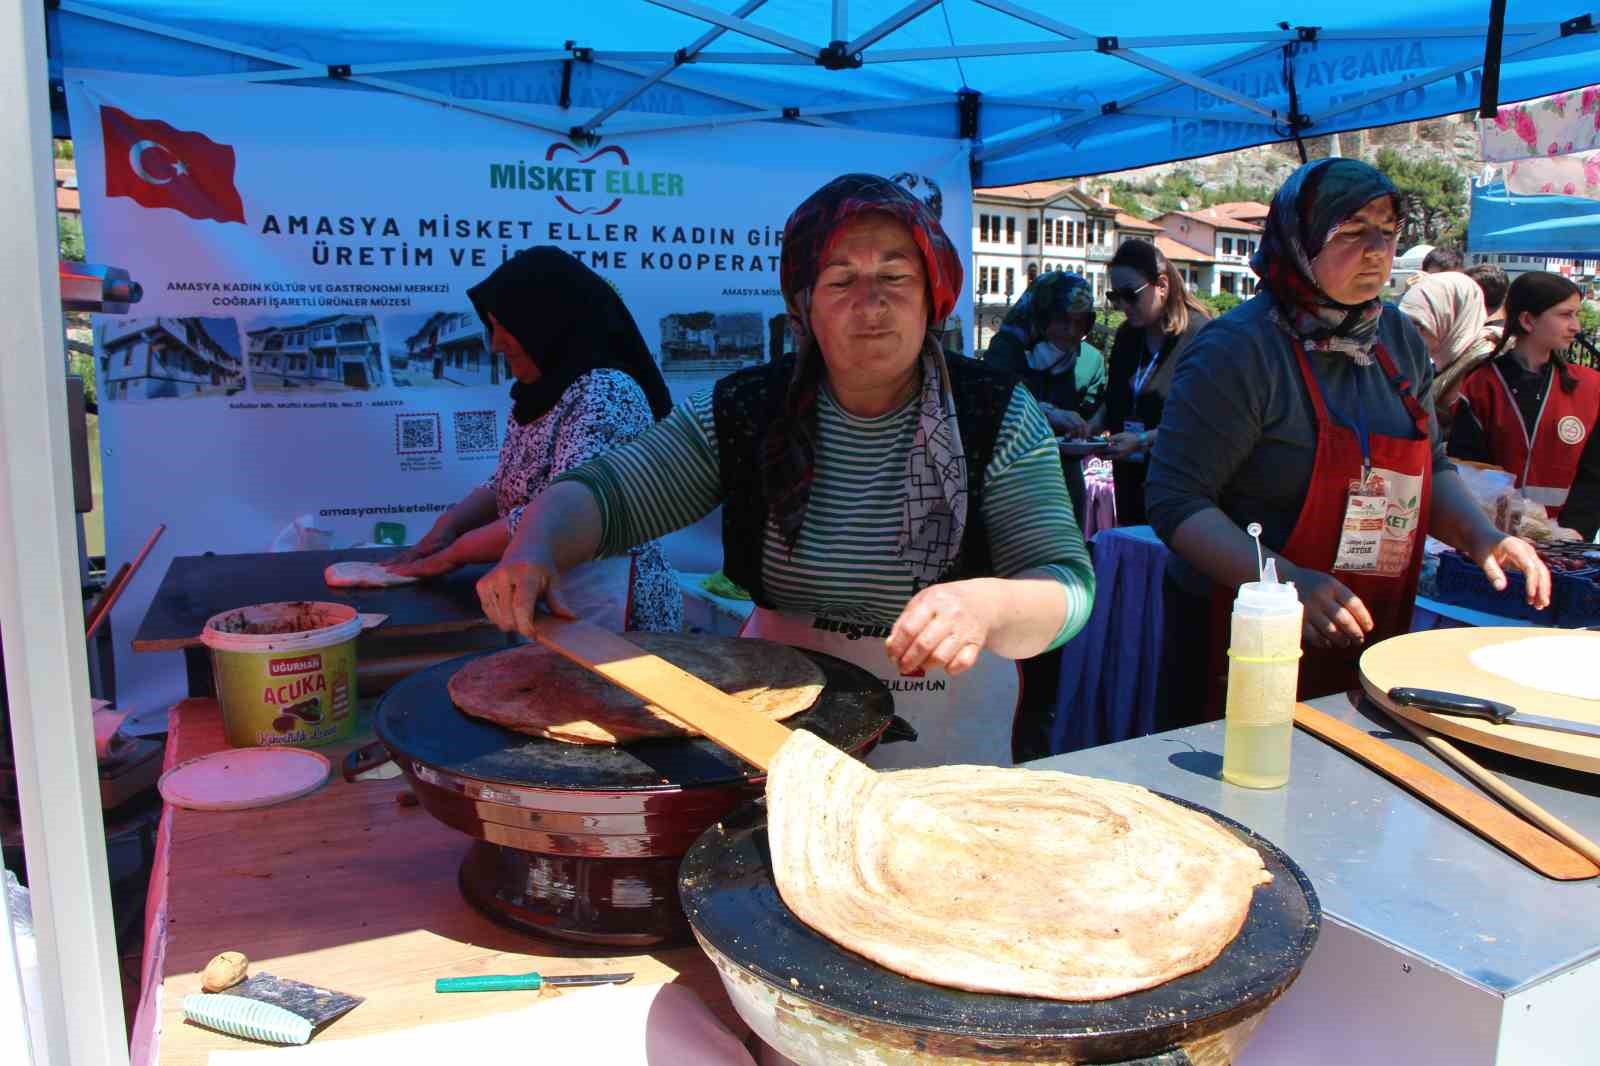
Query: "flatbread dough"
447 633 825 745
1468 634 1600 702
323 561 418 589
766 730 1272 1002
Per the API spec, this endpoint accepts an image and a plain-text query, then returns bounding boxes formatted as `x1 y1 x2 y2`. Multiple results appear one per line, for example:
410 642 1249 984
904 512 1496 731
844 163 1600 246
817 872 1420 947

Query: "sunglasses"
1106 282 1149 306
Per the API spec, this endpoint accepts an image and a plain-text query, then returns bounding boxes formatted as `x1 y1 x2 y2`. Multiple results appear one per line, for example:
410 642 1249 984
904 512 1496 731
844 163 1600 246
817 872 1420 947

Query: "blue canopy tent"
7 4 1600 1065
1470 178 1600 258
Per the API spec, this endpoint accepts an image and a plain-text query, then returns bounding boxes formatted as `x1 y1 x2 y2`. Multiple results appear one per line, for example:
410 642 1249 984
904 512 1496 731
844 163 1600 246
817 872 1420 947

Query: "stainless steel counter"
1031 693 1600 1065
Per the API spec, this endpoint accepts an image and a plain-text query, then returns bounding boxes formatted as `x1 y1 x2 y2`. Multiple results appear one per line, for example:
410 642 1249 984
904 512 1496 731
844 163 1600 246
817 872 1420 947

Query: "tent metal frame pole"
1 1 129 1064
642 0 821 58
833 0 847 42
972 0 1280 120
1311 17 1578 127
579 0 770 135
846 0 942 55
598 92 953 136
977 39 1284 162
591 56 845 128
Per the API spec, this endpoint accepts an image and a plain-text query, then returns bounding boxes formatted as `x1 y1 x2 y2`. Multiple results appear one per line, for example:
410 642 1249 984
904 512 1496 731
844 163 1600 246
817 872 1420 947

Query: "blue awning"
1469 179 1600 258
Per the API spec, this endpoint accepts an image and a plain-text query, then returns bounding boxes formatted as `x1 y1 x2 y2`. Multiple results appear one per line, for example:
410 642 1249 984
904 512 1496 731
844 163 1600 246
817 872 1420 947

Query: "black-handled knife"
1388 687 1600 740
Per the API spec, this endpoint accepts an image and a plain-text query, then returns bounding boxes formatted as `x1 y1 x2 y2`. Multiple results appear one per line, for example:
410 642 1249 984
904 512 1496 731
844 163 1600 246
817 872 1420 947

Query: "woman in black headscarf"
1145 158 1547 714
386 247 681 633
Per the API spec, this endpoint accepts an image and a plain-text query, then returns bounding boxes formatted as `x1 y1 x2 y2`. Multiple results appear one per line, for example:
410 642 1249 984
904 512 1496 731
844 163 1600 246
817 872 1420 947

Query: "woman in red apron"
1143 159 1552 718
1449 271 1600 541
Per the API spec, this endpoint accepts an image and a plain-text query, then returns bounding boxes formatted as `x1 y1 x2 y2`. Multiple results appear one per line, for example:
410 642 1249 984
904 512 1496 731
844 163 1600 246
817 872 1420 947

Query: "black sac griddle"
372 645 893 947
679 797 1321 1065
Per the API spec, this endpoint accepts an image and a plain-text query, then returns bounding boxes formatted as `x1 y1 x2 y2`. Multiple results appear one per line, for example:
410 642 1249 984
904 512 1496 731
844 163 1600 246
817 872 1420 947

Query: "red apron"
1459 360 1600 519
1205 340 1433 709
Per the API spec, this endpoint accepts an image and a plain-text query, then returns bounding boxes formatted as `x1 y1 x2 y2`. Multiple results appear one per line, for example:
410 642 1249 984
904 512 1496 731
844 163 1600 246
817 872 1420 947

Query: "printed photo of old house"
659 311 765 369
96 316 245 402
246 314 385 390
385 311 508 388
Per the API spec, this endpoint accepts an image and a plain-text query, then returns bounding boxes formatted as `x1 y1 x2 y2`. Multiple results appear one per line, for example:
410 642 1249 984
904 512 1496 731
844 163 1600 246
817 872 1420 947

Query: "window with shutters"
1027 218 1039 244
1005 268 1014 294
979 215 990 242
1005 216 1016 244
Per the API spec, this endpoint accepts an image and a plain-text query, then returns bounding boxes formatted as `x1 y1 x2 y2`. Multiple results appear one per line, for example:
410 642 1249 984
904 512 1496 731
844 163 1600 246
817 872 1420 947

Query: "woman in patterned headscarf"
984 271 1106 437
1144 157 1548 717
475 173 1095 768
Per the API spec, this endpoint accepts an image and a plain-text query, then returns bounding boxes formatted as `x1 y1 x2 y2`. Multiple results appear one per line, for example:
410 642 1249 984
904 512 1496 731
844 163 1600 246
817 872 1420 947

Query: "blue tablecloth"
1049 526 1170 754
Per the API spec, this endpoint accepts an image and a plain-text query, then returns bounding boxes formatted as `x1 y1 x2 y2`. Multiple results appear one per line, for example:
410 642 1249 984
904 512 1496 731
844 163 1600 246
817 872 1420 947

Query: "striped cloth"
560 383 1094 650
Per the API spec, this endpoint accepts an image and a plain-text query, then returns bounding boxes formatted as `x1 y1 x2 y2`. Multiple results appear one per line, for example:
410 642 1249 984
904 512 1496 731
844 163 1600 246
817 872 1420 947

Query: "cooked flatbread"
766 730 1272 1002
323 561 418 589
447 633 825 745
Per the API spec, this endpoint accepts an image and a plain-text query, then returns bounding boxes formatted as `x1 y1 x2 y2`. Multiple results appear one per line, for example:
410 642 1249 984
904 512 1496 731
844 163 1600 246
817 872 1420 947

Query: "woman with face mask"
1146 159 1549 717
1094 240 1212 527
383 246 682 633
1450 271 1600 540
984 270 1106 528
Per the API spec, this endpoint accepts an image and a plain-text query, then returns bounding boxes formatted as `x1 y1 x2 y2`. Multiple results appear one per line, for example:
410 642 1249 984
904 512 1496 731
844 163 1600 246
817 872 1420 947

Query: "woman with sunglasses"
1092 240 1211 526
1145 159 1549 719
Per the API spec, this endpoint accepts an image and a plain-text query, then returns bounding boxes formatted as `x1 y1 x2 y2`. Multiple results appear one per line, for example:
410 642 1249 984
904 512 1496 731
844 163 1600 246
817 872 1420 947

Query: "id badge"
1333 472 1387 573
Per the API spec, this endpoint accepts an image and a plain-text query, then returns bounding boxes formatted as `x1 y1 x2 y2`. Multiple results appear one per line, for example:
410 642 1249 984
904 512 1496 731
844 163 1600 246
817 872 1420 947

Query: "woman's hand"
1294 569 1374 650
1471 534 1552 610
385 546 461 580
1105 431 1143 460
476 553 576 638
884 580 1000 676
387 523 458 566
1042 405 1089 439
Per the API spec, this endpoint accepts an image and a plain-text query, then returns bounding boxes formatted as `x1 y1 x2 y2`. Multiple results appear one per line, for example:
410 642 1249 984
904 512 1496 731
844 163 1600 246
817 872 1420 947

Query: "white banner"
65 71 972 725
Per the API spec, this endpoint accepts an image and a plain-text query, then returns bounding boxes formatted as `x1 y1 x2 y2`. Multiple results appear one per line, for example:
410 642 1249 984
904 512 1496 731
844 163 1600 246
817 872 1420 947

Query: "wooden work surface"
133 549 494 652
1360 627 1600 775
145 700 742 1065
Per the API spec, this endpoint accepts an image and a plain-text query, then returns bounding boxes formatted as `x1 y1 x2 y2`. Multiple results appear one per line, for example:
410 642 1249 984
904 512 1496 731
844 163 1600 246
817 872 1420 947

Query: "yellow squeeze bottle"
1222 539 1304 790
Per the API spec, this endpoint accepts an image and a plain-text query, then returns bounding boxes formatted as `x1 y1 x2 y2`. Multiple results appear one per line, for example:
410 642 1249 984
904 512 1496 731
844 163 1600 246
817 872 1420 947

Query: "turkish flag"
100 106 245 224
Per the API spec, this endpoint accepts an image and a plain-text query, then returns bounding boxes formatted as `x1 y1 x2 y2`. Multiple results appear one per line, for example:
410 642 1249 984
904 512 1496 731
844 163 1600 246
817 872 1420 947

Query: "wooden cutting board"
1360 627 1600 774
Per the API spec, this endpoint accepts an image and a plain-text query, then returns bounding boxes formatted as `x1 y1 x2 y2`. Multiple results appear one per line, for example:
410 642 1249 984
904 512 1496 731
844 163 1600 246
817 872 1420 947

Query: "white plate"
158 747 331 811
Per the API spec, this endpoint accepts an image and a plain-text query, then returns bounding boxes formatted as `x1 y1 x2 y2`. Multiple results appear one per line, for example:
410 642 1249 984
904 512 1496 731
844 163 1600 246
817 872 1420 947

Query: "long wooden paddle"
1294 703 1599 880
531 617 794 771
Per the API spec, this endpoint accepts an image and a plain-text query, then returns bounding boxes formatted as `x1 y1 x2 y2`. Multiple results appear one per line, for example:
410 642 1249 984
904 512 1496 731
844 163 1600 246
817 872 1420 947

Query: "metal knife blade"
542 972 635 987
1387 687 1600 740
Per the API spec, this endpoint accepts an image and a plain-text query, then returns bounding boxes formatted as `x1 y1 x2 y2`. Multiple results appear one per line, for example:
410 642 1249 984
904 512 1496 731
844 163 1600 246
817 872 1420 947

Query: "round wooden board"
158 746 331 810
1360 627 1600 774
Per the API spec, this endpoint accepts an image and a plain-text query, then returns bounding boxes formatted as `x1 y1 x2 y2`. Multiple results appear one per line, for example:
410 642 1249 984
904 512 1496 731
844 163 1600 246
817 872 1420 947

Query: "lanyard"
1130 339 1163 397
1320 370 1375 478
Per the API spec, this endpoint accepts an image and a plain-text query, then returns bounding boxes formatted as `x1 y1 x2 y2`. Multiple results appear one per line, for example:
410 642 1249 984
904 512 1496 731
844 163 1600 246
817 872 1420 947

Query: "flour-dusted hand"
885 579 1003 676
1474 534 1552 610
384 548 460 580
476 553 576 638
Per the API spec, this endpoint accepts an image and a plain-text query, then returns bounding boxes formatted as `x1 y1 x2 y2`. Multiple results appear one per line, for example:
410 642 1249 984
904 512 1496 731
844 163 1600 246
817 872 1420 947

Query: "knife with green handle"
434 971 634 993
1388 687 1600 740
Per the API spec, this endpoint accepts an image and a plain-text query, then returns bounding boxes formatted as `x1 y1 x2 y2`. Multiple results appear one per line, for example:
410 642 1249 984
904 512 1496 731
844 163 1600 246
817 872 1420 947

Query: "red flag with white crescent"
100 106 245 225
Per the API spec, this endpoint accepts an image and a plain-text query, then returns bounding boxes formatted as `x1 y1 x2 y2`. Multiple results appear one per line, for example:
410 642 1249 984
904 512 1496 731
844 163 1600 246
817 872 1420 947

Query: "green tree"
58 213 85 261
1202 292 1243 317
1372 148 1468 250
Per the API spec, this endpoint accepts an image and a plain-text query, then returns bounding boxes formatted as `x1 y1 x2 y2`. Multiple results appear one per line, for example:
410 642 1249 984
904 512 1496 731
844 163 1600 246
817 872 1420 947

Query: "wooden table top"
133 549 494 652
147 700 743 1065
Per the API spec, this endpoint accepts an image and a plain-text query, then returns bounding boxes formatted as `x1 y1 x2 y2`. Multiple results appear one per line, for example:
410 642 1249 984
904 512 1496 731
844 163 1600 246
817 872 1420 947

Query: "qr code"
454 410 499 455
395 413 441 455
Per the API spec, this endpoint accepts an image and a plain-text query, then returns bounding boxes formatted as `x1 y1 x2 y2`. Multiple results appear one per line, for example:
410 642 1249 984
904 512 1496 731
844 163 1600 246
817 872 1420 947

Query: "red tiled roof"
1154 235 1215 264
975 180 1073 203
1114 211 1161 232
1210 201 1270 221
56 185 80 213
1158 207 1264 232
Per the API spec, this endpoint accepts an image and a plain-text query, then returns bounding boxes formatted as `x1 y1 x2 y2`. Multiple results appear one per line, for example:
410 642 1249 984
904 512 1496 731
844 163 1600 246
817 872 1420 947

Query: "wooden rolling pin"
1293 703 1599 881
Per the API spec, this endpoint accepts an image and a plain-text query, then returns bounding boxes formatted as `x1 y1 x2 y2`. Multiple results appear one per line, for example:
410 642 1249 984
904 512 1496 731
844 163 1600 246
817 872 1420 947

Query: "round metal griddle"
374 645 892 947
680 797 1320 1064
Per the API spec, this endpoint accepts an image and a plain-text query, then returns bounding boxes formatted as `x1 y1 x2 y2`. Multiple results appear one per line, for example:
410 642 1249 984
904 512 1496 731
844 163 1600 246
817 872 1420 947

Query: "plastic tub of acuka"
200 602 360 748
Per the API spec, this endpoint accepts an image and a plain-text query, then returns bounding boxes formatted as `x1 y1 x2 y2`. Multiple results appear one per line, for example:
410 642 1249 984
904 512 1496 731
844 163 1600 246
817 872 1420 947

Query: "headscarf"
997 271 1095 348
1251 158 1400 365
466 246 673 425
1398 272 1492 369
769 173 967 586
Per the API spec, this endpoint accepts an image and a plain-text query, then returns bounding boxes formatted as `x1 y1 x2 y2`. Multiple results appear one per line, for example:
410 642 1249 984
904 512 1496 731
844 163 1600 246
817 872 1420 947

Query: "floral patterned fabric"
487 367 682 632
1481 85 1600 163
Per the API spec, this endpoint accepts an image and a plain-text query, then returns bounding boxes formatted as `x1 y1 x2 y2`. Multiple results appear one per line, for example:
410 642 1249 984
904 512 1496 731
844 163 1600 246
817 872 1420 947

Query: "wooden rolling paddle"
531 617 793 770
1293 703 1599 880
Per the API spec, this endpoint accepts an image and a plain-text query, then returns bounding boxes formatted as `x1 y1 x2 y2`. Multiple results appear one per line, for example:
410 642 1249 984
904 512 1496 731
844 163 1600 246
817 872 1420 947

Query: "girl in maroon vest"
1450 272 1600 540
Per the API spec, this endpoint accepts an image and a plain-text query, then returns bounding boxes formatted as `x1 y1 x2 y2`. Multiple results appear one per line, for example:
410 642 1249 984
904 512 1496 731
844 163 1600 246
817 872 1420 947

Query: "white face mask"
1027 339 1072 373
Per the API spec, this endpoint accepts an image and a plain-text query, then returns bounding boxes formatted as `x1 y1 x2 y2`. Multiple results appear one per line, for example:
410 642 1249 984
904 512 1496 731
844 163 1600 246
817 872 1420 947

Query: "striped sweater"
560 382 1094 650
